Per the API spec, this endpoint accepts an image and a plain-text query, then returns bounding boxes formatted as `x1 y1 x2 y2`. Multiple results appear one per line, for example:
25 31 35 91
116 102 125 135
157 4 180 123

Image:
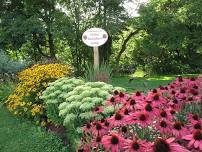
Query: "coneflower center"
104 121 110 127
110 97 115 103
180 88 186 93
145 104 153 112
193 86 198 89
153 139 170 152
153 89 157 93
193 130 202 140
139 114 146 121
190 77 196 81
188 97 193 101
132 142 140 150
194 123 201 130
115 113 123 120
178 77 183 82
86 123 91 129
170 109 176 115
96 136 102 142
119 92 124 97
130 99 136 105
96 123 102 130
114 90 119 95
173 123 182 130
160 121 167 128
171 90 176 94
78 149 84 152
153 94 159 101
136 91 141 96
124 109 129 115
111 136 119 145
160 111 167 117
192 114 199 120
172 99 178 104
121 126 127 133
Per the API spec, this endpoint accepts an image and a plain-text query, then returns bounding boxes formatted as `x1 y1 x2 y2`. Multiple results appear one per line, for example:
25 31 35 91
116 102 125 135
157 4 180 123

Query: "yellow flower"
41 121 47 127
7 63 72 122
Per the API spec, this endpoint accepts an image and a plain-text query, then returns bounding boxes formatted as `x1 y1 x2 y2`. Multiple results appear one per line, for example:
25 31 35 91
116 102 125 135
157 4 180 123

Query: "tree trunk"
115 30 140 71
48 31 56 60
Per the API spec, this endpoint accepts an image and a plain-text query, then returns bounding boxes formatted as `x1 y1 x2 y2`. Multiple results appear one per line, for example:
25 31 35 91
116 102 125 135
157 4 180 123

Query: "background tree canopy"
0 0 201 75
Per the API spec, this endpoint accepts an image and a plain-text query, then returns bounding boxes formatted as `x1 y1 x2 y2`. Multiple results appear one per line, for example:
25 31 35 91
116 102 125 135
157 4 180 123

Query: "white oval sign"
82 28 108 47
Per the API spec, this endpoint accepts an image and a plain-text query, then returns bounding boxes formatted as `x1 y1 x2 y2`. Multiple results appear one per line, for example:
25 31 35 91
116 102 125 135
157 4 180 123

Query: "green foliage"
0 82 15 103
57 81 125 149
131 0 202 74
84 63 113 83
0 51 25 76
0 106 69 152
41 77 85 124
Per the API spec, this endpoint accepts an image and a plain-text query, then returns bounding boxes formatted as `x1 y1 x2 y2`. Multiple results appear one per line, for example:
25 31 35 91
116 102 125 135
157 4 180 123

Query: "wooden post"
93 46 99 70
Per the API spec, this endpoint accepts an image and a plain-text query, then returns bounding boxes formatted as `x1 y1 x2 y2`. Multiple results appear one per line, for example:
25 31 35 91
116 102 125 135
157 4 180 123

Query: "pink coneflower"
101 133 125 152
131 111 152 127
149 137 190 152
183 129 202 150
131 91 145 102
91 136 102 148
92 122 107 136
188 113 201 124
114 92 129 104
93 106 103 114
157 109 172 121
172 122 188 138
142 103 157 116
108 112 131 127
155 120 172 135
124 139 148 152
106 96 117 106
82 122 92 133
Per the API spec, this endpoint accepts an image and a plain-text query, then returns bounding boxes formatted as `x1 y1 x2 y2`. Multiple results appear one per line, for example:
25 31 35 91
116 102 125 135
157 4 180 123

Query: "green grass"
0 81 16 102
0 106 68 152
112 74 198 92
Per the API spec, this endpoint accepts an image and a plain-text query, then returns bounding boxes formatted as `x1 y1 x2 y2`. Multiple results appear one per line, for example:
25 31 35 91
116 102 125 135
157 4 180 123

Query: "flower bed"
79 76 202 152
6 63 72 125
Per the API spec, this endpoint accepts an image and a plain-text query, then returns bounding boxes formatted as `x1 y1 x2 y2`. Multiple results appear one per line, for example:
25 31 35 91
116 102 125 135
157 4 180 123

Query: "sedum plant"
41 77 85 124
59 82 125 126
58 81 125 149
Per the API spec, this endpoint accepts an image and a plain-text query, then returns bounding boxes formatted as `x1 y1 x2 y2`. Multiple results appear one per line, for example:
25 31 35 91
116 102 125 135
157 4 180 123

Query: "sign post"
93 46 99 70
82 28 108 70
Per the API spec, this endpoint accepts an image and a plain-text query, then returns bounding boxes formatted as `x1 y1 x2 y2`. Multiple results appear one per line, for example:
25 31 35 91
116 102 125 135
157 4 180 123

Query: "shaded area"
0 106 68 152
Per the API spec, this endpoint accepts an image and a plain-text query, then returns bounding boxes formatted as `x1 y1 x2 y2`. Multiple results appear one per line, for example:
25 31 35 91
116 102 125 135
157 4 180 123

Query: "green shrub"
41 77 85 125
0 51 25 77
59 82 125 125
0 81 15 103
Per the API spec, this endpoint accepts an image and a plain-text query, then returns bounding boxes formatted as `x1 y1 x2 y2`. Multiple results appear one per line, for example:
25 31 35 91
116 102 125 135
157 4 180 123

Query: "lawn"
0 105 68 152
111 74 198 92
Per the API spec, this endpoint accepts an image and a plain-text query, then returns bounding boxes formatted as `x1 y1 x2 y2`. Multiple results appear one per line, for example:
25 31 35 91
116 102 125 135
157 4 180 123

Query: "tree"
132 0 202 74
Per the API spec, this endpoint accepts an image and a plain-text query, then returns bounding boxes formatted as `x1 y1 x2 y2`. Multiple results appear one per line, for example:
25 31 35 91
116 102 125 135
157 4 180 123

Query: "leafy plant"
84 63 113 83
0 81 15 103
58 81 125 149
41 77 85 125
0 50 25 79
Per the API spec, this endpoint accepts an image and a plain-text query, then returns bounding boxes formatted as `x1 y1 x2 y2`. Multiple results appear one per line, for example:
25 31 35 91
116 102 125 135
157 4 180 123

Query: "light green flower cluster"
41 77 85 124
58 82 125 127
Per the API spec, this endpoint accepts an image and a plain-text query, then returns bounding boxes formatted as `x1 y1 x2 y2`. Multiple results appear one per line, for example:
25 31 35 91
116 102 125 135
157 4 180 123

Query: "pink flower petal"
194 140 200 148
183 135 192 140
188 139 195 147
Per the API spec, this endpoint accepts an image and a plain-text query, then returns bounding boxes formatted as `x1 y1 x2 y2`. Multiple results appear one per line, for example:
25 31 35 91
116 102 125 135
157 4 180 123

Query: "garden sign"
82 28 108 69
